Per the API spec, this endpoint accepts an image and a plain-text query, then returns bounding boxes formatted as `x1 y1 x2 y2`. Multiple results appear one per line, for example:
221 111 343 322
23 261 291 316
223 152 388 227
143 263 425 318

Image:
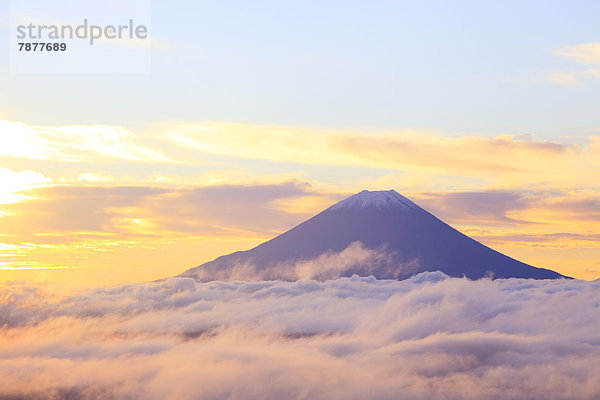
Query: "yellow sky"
1 119 599 288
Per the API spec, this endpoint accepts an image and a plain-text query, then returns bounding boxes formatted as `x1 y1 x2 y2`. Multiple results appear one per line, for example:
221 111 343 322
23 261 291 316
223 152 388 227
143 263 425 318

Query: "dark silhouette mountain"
179 190 568 281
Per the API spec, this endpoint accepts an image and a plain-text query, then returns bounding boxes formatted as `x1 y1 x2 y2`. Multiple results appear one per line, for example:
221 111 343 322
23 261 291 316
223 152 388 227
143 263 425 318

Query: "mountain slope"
179 190 568 281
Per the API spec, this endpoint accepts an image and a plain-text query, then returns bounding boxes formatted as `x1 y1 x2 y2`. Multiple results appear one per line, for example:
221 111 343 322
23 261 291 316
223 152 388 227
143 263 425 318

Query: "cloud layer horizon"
1 269 599 400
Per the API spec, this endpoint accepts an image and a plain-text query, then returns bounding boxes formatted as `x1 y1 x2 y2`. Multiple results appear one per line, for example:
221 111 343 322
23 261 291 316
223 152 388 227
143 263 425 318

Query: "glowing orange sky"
0 120 599 288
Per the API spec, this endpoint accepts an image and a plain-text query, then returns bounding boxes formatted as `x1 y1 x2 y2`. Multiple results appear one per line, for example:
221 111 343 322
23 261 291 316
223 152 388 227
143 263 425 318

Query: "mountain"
179 190 568 281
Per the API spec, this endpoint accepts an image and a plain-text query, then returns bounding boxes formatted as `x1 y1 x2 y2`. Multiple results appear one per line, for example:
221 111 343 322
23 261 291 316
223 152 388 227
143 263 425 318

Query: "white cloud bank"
1 273 599 400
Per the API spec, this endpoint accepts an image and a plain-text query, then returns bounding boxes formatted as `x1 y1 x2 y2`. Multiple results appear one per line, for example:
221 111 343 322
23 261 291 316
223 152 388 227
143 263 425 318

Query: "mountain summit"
330 189 420 211
179 190 567 281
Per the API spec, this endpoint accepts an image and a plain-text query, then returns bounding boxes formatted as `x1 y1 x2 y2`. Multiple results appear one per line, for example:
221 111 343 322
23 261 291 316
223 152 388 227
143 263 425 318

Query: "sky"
0 0 599 287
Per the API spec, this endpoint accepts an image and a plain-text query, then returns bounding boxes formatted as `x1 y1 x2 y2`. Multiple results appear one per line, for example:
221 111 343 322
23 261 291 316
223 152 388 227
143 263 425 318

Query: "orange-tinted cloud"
165 123 599 191
0 182 328 244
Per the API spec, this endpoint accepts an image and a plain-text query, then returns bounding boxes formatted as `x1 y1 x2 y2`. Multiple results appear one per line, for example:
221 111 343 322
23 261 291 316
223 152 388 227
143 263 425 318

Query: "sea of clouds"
1 272 600 400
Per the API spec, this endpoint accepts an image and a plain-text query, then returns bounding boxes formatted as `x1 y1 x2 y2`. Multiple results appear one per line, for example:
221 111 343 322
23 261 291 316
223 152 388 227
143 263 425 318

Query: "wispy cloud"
547 69 600 87
552 43 600 64
5 120 599 193
0 121 172 163
0 181 321 242
0 262 72 270
165 123 599 190
168 123 570 174
548 42 600 86
3 183 597 246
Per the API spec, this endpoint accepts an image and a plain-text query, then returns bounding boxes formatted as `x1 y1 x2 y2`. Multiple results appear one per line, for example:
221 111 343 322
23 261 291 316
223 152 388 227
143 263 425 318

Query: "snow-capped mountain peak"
328 189 420 211
180 189 567 281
